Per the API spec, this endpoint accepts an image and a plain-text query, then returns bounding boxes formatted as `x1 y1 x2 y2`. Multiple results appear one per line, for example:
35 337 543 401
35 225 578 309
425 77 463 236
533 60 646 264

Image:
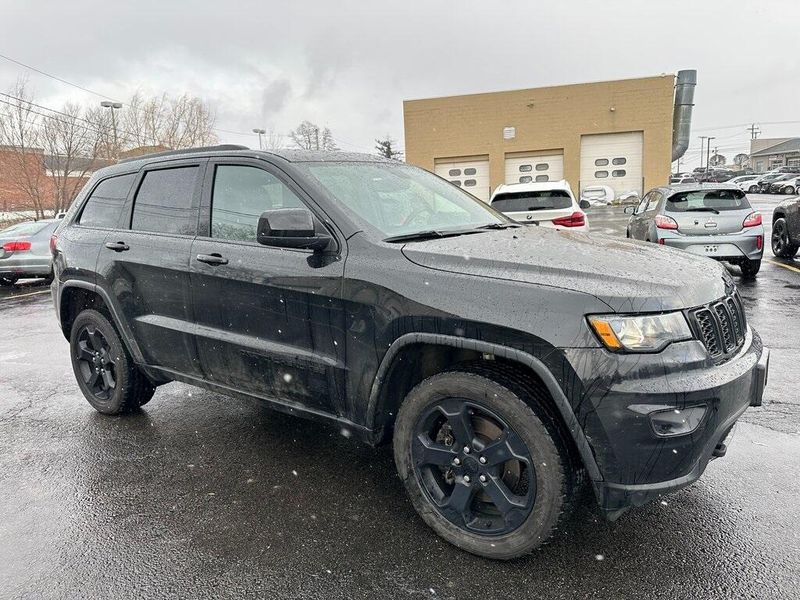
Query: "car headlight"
587 311 692 352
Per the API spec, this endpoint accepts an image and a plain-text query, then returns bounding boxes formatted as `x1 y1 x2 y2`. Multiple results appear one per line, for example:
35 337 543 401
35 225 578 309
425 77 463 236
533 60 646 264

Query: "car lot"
1 193 799 599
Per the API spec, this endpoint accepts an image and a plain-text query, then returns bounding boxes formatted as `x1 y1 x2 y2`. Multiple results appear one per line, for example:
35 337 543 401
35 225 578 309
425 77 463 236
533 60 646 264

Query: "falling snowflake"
283 373 293 383
595 554 604 561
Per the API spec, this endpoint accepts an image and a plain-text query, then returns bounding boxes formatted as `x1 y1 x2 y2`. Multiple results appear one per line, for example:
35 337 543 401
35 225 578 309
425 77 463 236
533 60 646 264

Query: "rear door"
190 158 347 415
96 159 205 378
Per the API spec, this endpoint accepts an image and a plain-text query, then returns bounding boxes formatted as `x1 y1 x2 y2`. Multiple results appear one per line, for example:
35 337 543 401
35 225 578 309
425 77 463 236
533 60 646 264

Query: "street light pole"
699 136 707 172
252 128 266 150
706 137 716 172
100 101 123 159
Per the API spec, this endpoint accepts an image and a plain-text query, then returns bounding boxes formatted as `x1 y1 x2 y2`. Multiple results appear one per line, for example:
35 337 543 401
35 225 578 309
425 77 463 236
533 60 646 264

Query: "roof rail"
118 144 250 163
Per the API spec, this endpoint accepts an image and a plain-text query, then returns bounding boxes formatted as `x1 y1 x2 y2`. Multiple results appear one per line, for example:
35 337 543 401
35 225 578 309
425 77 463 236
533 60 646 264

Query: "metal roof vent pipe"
672 69 697 162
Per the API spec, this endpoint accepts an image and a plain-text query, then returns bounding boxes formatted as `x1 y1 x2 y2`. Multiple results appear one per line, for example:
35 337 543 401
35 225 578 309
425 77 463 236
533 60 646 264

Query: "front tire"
748 185 759 193
772 218 799 258
393 368 574 560
740 259 761 278
69 309 155 414
784 186 795 195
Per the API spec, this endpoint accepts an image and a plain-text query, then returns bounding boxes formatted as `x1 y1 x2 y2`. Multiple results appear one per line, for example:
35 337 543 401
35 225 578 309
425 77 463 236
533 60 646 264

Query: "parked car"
625 184 764 277
51 147 769 560
669 174 697 185
0 218 60 285
769 175 800 195
771 196 800 258
490 180 590 230
754 172 793 193
580 184 614 206
728 174 759 192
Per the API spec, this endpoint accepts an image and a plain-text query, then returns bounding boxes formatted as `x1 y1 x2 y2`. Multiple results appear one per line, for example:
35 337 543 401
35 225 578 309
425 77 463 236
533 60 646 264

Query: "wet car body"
50 148 768 552
0 219 60 284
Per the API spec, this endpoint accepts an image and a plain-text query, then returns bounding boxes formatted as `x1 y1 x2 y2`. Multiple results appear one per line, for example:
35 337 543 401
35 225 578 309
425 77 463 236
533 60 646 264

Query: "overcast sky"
2 0 799 167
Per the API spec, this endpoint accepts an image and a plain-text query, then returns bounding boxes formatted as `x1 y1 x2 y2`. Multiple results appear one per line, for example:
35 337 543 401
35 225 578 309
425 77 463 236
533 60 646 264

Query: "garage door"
580 132 643 197
505 153 564 184
434 157 490 203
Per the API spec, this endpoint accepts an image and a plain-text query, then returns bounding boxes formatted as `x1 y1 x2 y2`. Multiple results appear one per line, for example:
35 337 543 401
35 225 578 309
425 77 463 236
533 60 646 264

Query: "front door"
190 159 347 415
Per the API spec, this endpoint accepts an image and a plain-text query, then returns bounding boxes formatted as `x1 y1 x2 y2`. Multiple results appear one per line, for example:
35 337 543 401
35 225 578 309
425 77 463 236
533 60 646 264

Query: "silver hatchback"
625 184 764 277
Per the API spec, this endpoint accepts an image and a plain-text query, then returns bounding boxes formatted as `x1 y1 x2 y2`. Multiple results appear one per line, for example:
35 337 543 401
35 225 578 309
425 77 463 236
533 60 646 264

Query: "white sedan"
728 174 760 192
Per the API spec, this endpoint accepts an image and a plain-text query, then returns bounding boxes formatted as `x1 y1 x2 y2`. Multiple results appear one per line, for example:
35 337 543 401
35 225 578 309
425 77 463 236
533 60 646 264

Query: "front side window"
79 173 136 228
302 162 505 238
131 166 199 235
665 189 751 212
646 192 661 211
491 189 572 213
211 165 305 242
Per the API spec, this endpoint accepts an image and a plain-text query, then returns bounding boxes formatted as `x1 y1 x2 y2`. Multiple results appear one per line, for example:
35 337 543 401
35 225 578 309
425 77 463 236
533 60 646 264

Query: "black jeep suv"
51 146 769 559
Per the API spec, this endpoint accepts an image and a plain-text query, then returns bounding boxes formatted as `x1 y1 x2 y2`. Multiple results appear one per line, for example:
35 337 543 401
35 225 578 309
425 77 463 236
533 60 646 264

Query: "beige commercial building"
403 75 678 202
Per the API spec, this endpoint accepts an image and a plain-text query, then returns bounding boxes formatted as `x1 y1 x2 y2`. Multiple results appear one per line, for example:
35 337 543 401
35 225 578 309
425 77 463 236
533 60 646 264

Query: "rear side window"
211 165 305 242
491 190 572 212
666 189 751 212
131 166 199 235
79 174 136 228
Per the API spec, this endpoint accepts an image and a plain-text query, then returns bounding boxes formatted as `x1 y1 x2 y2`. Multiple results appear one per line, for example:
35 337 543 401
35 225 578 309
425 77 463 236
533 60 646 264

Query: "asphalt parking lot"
1 194 799 599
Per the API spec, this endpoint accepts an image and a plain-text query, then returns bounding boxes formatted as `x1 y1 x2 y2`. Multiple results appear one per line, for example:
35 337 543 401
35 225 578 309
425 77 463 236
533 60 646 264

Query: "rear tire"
748 185 759 193
393 368 575 560
785 186 795 195
772 218 799 258
740 259 761 278
69 309 155 414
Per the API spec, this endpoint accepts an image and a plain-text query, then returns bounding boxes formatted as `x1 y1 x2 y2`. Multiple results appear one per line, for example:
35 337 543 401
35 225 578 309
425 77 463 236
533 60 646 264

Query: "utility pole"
747 123 761 140
706 137 715 172
699 136 707 171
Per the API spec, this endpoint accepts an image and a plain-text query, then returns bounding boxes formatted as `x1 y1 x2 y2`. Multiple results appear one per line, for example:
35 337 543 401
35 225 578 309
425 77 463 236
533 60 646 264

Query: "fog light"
648 405 707 437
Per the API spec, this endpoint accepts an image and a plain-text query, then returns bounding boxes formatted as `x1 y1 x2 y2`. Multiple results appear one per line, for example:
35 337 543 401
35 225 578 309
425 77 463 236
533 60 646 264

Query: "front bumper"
657 228 763 261
564 328 767 520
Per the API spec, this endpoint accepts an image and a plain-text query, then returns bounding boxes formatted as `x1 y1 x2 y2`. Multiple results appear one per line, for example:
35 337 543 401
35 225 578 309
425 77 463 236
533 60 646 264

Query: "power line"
0 52 119 102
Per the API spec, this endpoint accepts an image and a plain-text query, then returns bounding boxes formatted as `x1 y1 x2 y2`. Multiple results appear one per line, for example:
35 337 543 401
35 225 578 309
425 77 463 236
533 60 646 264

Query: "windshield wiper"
475 222 521 230
684 207 720 214
383 229 483 243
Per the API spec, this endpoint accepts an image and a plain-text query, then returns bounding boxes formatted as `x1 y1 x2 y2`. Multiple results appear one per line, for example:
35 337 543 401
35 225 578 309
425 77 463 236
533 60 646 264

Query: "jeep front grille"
688 292 747 364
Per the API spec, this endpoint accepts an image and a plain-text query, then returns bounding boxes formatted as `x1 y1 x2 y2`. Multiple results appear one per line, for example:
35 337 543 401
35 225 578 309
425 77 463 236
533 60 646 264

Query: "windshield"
0 221 52 237
665 189 751 212
491 190 572 212
301 162 506 237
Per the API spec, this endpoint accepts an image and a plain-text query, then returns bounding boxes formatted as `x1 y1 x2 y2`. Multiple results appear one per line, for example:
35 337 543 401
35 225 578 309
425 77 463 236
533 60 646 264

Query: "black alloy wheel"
411 398 536 535
772 218 799 258
75 324 117 400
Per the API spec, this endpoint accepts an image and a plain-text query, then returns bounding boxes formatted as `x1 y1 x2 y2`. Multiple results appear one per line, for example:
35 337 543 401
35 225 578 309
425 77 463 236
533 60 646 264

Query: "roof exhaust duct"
672 69 697 162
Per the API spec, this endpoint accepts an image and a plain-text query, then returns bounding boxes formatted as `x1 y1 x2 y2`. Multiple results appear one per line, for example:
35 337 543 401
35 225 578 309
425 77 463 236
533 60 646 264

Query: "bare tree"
709 153 727 167
120 92 217 150
289 120 338 151
733 153 750 168
263 127 285 150
375 135 403 160
0 79 48 218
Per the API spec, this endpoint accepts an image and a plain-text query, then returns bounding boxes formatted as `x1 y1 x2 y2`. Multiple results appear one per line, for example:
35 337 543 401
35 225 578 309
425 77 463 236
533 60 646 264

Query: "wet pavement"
1 194 799 599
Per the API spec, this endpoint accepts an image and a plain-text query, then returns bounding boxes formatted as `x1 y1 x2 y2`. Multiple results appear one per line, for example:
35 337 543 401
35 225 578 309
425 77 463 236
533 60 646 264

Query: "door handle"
104 241 129 252
196 253 229 266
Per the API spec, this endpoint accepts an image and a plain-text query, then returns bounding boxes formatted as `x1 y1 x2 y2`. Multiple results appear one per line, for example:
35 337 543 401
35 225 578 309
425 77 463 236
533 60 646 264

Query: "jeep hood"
401 226 731 312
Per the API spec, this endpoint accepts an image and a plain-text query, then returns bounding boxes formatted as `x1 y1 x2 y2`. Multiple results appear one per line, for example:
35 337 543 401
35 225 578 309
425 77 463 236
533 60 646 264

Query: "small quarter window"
612 157 627 165
518 164 532 173
448 169 461 177
463 168 477 176
535 163 549 171
594 171 609 178
612 170 627 177
463 179 476 187
519 176 532 183
594 159 609 167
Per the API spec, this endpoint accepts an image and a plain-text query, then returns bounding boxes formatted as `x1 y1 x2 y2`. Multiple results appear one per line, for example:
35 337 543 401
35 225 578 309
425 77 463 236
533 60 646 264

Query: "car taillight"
3 241 32 252
552 211 585 228
655 215 679 230
743 212 762 227
49 233 58 256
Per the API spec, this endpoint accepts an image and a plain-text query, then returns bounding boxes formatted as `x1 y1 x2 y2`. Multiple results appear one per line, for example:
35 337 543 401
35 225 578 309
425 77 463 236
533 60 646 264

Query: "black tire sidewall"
69 309 133 414
394 371 566 560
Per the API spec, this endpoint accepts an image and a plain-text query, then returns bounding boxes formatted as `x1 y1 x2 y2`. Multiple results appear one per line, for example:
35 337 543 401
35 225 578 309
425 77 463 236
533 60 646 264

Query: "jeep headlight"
587 312 692 352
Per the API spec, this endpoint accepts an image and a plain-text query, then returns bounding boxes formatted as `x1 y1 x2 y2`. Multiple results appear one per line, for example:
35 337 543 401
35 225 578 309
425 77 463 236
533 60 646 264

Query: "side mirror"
623 205 636 215
578 199 591 209
257 208 331 251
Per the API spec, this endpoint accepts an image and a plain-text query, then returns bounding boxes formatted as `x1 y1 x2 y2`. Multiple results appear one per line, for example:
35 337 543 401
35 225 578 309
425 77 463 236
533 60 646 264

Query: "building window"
535 163 549 171
451 180 462 186
464 167 477 176
448 169 461 177
594 158 609 167
463 179 476 187
612 157 627 165
519 164 532 172
535 175 549 182
519 176 532 183
612 169 627 177
788 158 800 167
595 171 609 178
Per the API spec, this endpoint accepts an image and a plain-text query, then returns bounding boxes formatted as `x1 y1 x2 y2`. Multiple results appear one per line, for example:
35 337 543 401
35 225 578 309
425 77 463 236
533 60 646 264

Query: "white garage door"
580 132 643 197
434 157 490 203
505 153 564 184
